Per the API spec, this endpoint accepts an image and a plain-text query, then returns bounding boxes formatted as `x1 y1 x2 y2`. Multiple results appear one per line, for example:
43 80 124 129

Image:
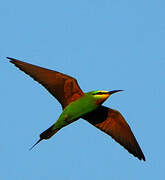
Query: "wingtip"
6 57 13 60
6 57 16 63
139 147 146 161
137 152 146 161
142 155 146 161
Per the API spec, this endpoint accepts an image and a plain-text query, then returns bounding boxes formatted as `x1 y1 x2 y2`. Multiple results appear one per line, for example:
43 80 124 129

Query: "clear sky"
1 0 165 179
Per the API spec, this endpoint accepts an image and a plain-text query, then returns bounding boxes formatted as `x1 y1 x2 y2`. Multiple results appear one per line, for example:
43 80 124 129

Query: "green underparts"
52 93 99 131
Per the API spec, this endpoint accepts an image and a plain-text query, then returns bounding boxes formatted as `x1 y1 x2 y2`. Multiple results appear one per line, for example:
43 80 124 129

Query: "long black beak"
108 90 124 95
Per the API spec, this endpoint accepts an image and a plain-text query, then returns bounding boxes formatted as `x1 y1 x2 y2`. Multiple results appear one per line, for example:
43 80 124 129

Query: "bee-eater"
7 57 145 161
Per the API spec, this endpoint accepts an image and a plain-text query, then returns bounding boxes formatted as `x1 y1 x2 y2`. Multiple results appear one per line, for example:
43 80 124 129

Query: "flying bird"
7 57 145 161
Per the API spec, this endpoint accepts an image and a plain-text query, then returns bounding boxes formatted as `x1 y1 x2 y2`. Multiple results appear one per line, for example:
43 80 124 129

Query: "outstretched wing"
7 57 84 109
83 106 145 161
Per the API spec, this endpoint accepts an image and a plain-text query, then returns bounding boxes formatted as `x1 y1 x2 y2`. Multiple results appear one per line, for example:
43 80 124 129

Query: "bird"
7 57 145 161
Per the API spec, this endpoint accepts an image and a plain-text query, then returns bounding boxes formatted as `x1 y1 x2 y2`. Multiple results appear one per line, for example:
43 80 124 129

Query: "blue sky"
1 0 165 179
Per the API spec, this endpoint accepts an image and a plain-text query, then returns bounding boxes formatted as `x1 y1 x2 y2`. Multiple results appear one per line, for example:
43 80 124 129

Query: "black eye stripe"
93 92 108 95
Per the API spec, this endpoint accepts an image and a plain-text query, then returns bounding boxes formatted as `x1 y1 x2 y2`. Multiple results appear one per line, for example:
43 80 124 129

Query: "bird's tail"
29 125 60 150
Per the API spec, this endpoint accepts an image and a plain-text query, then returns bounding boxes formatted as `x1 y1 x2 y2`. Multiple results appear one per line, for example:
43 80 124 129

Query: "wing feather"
7 57 84 108
83 106 145 161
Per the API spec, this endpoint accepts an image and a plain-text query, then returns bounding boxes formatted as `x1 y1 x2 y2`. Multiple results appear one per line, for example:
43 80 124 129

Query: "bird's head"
87 90 123 105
